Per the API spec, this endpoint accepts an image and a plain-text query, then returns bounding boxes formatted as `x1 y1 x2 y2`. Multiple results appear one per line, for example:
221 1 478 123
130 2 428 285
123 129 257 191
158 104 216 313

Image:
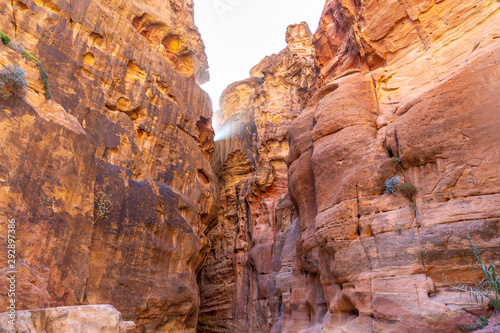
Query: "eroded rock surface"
0 305 135 333
201 0 500 332
198 23 318 333
0 0 216 332
288 0 500 331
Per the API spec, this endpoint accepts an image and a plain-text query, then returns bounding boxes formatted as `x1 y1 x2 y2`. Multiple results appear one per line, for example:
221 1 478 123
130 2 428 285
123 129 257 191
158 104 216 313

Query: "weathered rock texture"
202 0 500 332
198 23 318 332
0 305 135 333
0 0 216 332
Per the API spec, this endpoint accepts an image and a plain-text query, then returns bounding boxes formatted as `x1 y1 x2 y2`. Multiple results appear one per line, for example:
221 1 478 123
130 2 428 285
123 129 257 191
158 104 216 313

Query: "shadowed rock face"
201 0 500 332
198 23 318 333
0 0 216 332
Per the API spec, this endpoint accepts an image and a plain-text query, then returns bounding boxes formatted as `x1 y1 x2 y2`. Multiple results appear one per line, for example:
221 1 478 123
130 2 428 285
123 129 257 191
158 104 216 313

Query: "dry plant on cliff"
0 65 27 99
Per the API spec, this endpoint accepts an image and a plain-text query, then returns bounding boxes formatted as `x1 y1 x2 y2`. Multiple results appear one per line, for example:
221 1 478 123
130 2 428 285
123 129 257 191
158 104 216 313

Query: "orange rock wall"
0 0 216 332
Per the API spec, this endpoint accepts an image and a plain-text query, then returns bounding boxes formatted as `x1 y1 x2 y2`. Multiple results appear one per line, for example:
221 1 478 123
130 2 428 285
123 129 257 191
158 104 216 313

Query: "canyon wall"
203 0 500 332
0 0 217 332
0 0 499 332
198 23 318 332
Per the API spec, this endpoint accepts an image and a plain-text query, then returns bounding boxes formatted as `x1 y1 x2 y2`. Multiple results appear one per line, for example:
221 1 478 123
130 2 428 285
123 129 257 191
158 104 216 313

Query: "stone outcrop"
200 0 500 332
0 0 216 332
0 0 499 332
287 0 500 332
0 305 135 333
198 23 318 333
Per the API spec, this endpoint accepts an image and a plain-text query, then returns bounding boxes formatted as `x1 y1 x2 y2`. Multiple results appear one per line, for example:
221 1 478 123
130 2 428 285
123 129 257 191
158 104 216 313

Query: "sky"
194 0 325 111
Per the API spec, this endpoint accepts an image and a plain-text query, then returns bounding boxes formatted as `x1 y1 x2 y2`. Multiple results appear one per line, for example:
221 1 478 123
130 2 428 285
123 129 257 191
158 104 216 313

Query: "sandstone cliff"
0 0 499 332
0 0 216 332
198 23 318 332
293 0 500 331
203 0 500 332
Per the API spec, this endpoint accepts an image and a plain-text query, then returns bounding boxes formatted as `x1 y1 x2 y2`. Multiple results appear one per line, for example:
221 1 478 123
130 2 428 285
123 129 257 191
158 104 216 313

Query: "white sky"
194 0 325 110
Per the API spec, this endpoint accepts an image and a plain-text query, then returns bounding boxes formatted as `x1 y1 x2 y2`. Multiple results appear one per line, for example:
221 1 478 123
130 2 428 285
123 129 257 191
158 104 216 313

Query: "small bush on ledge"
400 182 417 200
0 65 27 99
391 157 401 165
384 176 401 195
94 191 112 221
0 30 11 44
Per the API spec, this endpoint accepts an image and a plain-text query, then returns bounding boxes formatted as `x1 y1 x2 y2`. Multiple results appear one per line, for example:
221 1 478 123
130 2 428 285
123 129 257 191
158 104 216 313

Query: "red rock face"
0 0 216 332
287 0 500 331
201 0 500 332
0 0 499 332
198 23 318 333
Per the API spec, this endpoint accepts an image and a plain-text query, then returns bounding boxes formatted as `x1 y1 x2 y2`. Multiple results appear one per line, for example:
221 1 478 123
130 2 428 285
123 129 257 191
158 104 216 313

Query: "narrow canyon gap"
0 0 499 333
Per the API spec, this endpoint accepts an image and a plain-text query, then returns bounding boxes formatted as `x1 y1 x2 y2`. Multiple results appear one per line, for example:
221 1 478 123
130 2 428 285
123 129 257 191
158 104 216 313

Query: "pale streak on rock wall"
0 0 216 332
198 23 318 333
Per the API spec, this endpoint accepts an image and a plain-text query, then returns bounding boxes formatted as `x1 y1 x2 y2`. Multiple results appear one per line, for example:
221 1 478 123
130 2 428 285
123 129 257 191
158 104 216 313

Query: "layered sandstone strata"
0 0 216 332
201 0 500 332
198 23 318 332
285 0 500 331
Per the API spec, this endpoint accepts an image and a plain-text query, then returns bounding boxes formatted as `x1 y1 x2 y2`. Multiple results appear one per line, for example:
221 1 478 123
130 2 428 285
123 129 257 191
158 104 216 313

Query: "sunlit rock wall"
0 0 216 332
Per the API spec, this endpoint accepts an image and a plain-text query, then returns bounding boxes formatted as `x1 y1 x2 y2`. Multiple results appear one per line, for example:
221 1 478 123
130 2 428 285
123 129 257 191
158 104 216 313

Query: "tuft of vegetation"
443 235 500 311
22 51 52 100
391 157 401 165
384 176 401 195
0 30 10 44
400 182 417 200
8 41 25 54
456 315 488 332
0 65 28 99
278 198 284 204
94 190 112 221
23 51 38 62
36 60 52 100
0 32 53 100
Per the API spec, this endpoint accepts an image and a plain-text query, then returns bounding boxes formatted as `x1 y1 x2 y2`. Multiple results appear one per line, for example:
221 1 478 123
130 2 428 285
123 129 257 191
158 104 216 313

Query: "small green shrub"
0 65 27 99
278 198 284 204
36 61 52 100
400 182 417 200
0 31 10 44
384 176 401 195
456 315 488 332
23 51 38 62
94 191 111 220
443 235 500 311
22 51 52 100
